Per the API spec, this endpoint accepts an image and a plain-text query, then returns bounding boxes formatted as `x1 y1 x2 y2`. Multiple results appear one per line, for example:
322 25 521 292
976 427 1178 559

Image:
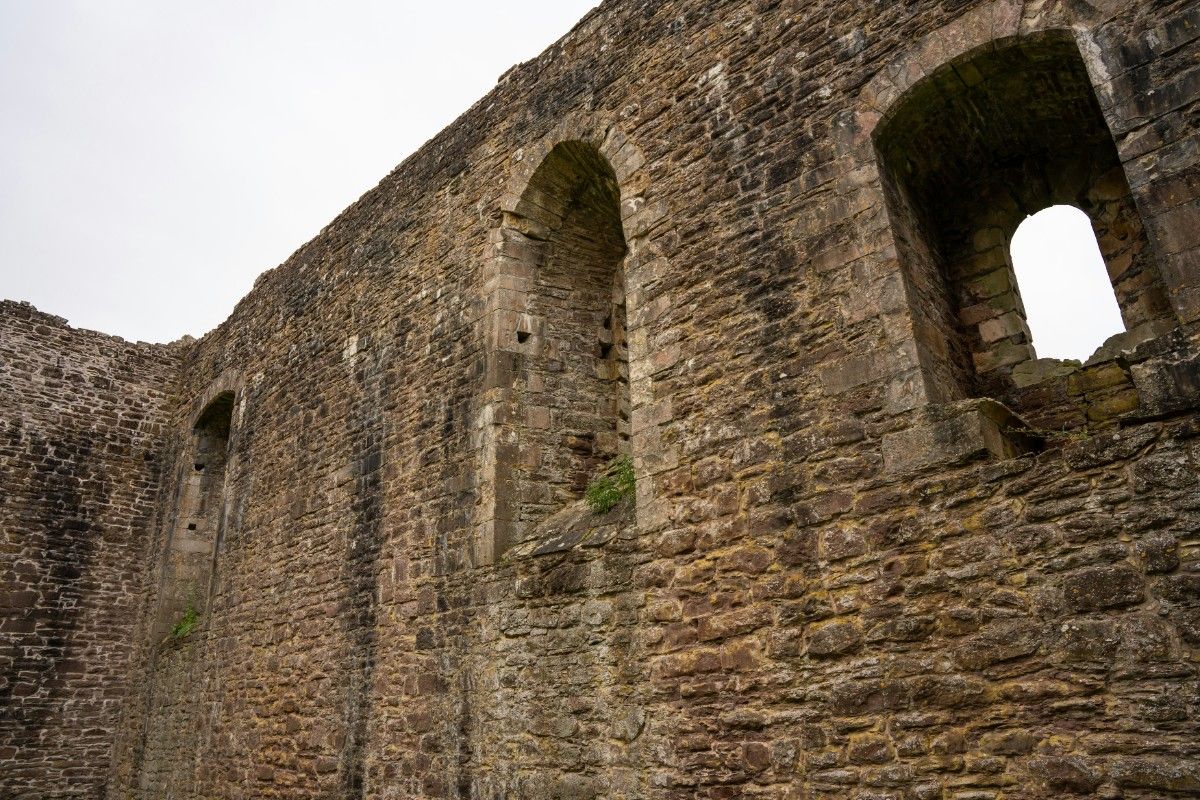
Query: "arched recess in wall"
477 120 659 564
871 30 1174 401
152 389 237 639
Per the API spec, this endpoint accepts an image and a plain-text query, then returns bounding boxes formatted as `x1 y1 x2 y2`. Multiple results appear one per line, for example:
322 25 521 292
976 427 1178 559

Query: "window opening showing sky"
1009 205 1126 362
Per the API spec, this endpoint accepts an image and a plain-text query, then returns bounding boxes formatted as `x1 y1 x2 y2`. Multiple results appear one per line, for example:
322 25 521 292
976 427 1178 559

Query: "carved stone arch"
851 0 1129 148
475 114 662 564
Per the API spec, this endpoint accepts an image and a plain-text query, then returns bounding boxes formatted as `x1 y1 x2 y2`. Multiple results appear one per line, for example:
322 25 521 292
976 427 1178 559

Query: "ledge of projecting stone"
883 398 1041 474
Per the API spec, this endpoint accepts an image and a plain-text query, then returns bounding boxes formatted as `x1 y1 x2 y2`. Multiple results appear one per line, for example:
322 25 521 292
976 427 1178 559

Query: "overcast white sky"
1 1 1124 360
1011 205 1125 362
0 0 598 343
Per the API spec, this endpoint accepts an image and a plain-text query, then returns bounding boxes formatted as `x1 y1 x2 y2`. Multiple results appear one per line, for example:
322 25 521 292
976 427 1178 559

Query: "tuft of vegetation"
584 455 635 514
170 598 200 639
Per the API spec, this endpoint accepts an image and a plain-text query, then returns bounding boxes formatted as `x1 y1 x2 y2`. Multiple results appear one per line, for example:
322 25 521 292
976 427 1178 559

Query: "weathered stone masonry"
0 302 179 797
2 0 1199 797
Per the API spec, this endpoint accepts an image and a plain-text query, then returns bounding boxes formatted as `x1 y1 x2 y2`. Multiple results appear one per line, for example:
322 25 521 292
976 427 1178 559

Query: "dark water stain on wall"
340 332 387 799
0 427 97 739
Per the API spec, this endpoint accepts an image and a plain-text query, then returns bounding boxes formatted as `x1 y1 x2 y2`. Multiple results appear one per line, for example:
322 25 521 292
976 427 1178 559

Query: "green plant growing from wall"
170 596 200 639
584 455 635 514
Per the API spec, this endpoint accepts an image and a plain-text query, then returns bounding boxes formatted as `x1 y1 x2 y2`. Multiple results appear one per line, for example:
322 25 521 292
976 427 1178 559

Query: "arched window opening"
494 141 631 551
153 390 235 639
873 32 1171 404
1010 205 1125 362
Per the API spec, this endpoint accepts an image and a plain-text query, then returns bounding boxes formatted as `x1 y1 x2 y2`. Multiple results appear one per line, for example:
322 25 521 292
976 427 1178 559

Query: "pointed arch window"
483 141 634 557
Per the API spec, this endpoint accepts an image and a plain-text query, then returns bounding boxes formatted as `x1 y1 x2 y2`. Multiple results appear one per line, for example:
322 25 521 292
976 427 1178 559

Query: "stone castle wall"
2 0 1199 797
0 302 179 797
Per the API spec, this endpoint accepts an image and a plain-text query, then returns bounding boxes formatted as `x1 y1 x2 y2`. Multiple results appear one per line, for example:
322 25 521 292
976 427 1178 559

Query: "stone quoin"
2 0 1199 798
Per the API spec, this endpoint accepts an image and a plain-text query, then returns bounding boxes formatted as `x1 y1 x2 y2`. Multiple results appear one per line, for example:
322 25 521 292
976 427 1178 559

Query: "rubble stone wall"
3 0 1199 798
0 301 179 798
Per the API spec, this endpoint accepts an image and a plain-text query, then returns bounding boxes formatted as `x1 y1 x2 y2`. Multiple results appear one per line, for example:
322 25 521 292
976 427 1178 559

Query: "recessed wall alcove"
475 118 661 564
152 389 236 639
872 31 1174 404
513 142 629 522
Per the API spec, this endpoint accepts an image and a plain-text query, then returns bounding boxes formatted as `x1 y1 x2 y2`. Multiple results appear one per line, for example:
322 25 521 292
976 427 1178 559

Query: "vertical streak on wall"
0 434 95 737
109 426 184 799
341 331 387 797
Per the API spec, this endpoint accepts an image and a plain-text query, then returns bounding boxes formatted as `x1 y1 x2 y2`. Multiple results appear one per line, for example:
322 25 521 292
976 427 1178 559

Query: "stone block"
978 310 1028 344
807 619 863 657
1130 350 1200 417
1110 757 1200 792
1062 564 1145 612
1026 755 1104 794
1135 533 1180 573
1012 358 1081 388
821 350 890 394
